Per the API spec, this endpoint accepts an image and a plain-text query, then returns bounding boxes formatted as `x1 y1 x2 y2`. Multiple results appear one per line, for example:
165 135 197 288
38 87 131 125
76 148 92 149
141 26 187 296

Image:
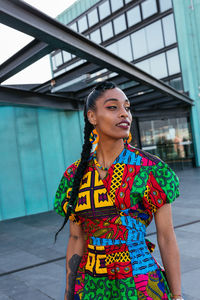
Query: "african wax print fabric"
54 144 180 300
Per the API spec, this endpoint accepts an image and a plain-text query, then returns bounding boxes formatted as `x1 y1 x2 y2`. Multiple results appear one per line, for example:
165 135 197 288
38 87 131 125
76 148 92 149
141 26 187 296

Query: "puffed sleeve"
143 160 180 214
54 162 80 223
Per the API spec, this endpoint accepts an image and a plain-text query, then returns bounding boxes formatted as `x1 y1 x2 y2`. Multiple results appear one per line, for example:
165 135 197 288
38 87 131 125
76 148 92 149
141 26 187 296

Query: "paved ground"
0 167 200 300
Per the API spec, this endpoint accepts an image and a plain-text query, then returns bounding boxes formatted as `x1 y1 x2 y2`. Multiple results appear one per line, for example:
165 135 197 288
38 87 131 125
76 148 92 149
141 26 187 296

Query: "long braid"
55 81 116 241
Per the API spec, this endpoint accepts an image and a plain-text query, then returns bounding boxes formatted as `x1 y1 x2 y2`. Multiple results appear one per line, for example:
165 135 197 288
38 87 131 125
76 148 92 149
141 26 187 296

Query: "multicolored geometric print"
54 144 180 299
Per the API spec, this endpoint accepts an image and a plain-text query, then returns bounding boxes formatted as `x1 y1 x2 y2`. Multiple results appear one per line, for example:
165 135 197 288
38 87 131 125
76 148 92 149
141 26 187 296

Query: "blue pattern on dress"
121 215 158 275
114 148 142 165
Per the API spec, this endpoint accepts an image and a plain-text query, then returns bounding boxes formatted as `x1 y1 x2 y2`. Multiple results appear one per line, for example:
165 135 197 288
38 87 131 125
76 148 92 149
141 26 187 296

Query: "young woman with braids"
54 81 183 300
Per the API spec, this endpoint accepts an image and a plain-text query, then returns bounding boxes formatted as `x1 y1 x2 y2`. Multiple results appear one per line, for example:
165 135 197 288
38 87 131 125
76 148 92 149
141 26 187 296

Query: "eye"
106 106 117 110
125 106 131 111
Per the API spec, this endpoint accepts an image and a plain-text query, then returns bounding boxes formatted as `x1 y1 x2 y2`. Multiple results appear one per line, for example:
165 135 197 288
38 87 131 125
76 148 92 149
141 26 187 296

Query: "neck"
95 138 124 168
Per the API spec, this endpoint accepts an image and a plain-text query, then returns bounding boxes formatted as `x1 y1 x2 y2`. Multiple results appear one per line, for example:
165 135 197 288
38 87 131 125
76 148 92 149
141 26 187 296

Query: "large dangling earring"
124 132 132 145
89 129 99 146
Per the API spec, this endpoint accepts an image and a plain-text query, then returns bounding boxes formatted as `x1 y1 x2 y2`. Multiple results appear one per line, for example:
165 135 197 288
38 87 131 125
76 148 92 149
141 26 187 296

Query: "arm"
65 220 85 300
154 203 182 298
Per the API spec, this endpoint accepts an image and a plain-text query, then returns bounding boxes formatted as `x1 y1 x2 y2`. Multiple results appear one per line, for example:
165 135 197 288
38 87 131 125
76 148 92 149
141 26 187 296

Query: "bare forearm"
158 231 181 296
65 235 85 300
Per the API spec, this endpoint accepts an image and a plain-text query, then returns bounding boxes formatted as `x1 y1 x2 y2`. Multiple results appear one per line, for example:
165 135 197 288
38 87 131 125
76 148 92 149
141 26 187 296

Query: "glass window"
169 77 183 91
51 56 57 71
166 48 180 75
101 22 113 41
159 0 172 12
127 6 141 27
146 20 164 52
78 15 88 32
63 51 71 63
106 42 118 55
162 14 176 46
131 28 148 59
150 53 168 78
110 0 123 12
99 1 110 20
113 14 126 35
125 0 132 3
88 8 98 27
135 59 151 74
54 52 63 68
141 0 157 19
90 29 101 44
117 36 133 61
70 22 78 32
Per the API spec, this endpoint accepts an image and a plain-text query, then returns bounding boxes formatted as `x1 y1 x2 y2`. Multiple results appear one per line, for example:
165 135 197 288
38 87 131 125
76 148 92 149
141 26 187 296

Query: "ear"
87 110 97 126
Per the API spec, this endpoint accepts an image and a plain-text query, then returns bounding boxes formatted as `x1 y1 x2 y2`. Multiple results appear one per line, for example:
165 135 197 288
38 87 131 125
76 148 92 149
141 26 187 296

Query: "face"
87 87 132 141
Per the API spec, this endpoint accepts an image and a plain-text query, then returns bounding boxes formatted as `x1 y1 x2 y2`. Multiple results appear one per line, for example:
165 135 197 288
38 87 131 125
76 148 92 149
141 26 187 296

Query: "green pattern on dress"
54 175 70 217
82 275 137 300
130 166 152 206
152 161 180 203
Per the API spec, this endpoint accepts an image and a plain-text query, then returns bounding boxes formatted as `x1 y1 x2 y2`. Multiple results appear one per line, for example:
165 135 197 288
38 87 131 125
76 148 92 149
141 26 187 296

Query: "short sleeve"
143 160 180 214
54 163 80 223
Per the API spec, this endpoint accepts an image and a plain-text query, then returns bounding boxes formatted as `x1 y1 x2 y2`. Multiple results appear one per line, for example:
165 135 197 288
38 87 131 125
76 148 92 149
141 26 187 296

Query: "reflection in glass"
150 53 168 78
90 29 101 44
141 0 157 19
113 14 126 35
166 48 180 75
169 77 183 91
101 22 113 41
139 117 194 164
110 0 123 12
159 0 172 12
162 14 177 46
78 15 88 32
88 8 98 27
146 21 164 52
99 1 110 20
127 6 141 27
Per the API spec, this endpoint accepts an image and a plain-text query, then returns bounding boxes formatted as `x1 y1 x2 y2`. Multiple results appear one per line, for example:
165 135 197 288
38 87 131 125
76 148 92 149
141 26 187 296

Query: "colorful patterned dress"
54 144 180 300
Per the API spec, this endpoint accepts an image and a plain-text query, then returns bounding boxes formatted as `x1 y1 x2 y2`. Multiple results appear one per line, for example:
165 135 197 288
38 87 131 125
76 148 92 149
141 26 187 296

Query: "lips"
116 120 130 129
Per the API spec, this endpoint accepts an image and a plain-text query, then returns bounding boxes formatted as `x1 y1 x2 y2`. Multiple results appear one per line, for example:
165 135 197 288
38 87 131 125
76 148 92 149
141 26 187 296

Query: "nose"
119 106 129 118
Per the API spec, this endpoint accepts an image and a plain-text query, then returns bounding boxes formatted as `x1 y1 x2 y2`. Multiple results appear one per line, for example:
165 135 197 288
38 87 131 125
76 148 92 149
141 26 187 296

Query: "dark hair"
55 81 117 241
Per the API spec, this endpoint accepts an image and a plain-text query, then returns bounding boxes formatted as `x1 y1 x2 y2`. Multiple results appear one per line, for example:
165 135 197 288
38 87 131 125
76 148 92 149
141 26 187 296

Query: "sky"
0 0 77 85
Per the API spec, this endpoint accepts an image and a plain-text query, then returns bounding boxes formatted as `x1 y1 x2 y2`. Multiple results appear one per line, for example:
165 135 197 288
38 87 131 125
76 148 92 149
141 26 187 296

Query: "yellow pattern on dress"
109 163 125 203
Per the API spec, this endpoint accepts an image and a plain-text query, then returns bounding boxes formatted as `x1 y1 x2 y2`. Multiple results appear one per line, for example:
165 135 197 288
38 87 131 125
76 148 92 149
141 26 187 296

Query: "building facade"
50 0 200 169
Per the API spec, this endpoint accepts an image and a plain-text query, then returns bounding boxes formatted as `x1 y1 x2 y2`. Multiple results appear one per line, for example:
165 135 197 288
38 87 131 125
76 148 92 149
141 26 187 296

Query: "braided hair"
55 81 117 240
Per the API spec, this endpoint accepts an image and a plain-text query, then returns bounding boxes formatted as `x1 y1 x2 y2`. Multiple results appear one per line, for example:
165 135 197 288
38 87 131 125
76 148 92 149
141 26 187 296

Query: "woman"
54 81 183 300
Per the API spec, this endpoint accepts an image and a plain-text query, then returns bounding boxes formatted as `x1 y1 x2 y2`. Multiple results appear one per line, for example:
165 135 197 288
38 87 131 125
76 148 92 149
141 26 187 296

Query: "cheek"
96 111 115 129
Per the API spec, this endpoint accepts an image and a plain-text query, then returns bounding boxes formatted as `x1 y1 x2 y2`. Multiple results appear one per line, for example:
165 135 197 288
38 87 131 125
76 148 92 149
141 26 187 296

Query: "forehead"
98 87 127 102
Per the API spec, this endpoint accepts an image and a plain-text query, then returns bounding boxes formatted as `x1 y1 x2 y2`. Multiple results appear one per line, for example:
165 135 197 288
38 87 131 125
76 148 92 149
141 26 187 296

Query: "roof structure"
0 0 194 118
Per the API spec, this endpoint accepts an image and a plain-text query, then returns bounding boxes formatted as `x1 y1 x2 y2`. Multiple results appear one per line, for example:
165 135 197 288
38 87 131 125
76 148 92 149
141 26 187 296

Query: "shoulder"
126 144 164 166
63 159 81 180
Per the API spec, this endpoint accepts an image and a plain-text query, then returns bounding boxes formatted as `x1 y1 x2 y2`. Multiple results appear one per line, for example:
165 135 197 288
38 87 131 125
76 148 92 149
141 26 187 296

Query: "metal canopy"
0 0 194 113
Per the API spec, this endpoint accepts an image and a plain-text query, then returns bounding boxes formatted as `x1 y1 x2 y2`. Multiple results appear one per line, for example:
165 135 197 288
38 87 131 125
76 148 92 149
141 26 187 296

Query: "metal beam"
0 39 53 83
0 86 81 110
133 106 190 120
0 0 193 106
33 62 100 93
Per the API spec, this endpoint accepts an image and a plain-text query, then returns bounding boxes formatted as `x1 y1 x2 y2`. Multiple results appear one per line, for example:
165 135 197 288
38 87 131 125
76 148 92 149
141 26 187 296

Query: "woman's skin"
64 87 182 299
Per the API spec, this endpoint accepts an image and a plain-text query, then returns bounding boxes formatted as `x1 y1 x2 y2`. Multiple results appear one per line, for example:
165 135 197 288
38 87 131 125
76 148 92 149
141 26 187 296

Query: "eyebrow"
104 98 130 104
